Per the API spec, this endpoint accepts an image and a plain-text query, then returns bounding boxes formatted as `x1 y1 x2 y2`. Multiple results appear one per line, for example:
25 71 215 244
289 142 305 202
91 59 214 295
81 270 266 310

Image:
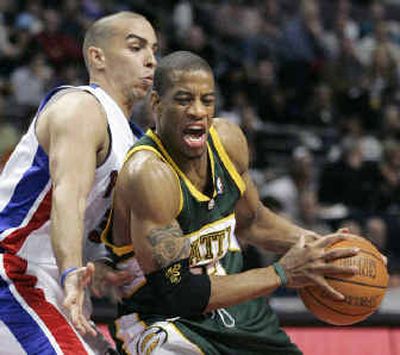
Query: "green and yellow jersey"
104 126 301 355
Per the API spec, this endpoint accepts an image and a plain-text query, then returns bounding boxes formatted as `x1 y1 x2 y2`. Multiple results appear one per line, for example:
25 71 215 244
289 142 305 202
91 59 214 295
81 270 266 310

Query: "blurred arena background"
0 0 399 354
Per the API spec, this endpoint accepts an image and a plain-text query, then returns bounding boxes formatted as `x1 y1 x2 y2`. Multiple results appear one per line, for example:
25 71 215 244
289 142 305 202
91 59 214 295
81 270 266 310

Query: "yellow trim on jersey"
100 209 112 246
209 125 246 195
103 143 186 257
147 129 217 202
183 213 235 238
123 279 147 298
125 143 184 216
107 241 133 257
169 323 205 355
100 209 134 256
98 208 132 256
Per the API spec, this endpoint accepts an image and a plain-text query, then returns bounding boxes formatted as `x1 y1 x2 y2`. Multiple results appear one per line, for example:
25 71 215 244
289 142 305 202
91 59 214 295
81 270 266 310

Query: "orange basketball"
299 237 389 326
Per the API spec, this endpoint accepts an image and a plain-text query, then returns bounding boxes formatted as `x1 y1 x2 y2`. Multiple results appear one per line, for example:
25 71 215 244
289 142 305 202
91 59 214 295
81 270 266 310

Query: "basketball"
299 237 389 326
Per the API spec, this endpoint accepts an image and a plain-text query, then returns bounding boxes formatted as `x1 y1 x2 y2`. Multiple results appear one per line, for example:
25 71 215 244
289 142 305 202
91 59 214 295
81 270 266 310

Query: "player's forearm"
204 266 281 313
50 185 85 272
240 207 316 254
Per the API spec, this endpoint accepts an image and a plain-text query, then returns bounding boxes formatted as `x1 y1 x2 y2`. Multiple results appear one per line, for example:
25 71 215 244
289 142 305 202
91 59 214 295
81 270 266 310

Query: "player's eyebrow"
126 33 146 42
126 33 158 51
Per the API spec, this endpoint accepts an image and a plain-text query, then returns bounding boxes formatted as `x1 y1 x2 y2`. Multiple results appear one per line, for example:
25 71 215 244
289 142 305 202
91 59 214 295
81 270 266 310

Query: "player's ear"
150 90 160 113
88 46 106 70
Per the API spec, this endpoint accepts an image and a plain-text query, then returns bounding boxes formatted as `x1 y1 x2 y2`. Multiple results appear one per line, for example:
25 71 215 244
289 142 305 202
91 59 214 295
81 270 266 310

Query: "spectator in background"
323 0 360 59
0 94 19 172
178 24 217 69
219 90 262 162
34 8 81 69
373 140 400 212
305 83 339 127
247 58 286 124
172 0 193 41
213 1 264 67
319 139 372 211
296 190 332 235
359 1 386 39
10 52 53 108
381 104 400 141
324 35 366 116
338 115 382 162
365 217 388 253
280 0 328 65
366 44 399 125
0 3 32 76
280 0 329 122
62 0 86 41
14 0 43 35
261 146 316 219
56 62 85 87
259 0 285 61
362 217 400 287
356 21 400 67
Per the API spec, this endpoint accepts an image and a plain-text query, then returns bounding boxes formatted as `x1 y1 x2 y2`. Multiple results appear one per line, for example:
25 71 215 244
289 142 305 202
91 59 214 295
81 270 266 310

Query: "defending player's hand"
62 263 97 336
90 261 135 303
278 233 359 300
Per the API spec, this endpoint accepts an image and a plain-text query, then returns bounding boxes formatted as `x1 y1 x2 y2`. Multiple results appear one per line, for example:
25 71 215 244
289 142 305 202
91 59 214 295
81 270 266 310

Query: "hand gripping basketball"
278 233 359 300
299 236 389 325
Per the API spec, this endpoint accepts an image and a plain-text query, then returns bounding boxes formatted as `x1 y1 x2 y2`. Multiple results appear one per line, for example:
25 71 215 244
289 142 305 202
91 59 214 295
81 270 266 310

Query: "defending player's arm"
36 91 108 335
120 152 357 318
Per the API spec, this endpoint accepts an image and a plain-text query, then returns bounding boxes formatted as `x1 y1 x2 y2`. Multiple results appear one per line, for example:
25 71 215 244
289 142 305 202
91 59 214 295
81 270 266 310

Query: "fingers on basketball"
299 237 389 326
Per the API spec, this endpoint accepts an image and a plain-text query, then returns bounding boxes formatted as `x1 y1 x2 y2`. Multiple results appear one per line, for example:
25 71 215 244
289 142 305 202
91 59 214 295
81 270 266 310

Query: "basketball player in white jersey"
0 12 157 354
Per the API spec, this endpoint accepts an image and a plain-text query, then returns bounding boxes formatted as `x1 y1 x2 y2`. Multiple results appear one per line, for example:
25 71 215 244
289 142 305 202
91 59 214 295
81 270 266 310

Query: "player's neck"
89 78 133 120
177 152 211 194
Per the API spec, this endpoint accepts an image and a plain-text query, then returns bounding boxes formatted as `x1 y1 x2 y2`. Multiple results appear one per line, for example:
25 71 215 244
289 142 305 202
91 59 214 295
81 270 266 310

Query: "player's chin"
134 81 153 99
184 146 207 160
132 86 151 101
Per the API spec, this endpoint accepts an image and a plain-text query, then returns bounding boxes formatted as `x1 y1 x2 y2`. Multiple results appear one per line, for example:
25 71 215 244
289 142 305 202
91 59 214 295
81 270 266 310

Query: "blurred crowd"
0 0 399 284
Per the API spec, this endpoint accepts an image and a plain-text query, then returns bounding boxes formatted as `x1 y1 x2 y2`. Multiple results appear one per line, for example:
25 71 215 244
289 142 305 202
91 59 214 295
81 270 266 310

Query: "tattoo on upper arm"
148 222 190 268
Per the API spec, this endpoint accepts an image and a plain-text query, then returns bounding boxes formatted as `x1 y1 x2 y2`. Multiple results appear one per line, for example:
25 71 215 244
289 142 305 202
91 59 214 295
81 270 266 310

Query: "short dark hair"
153 51 213 97
82 12 145 71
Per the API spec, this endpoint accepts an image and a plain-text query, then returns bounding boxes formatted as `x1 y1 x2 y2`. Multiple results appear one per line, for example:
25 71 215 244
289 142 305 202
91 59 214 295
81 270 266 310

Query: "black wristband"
146 259 211 317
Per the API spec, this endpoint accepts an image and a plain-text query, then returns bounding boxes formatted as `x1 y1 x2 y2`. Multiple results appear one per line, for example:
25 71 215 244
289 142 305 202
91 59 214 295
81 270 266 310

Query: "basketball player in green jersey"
102 51 359 354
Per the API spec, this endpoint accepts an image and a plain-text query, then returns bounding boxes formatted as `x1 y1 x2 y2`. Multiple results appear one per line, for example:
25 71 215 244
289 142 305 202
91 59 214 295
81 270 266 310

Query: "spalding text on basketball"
338 256 377 279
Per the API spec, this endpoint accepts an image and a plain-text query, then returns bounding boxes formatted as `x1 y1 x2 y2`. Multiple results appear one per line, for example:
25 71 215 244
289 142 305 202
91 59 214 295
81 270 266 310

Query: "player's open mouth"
183 126 207 148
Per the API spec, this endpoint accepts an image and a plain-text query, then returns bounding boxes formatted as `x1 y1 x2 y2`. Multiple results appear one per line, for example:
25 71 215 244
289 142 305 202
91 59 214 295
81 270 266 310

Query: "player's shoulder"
35 88 109 151
42 89 106 127
47 88 100 110
118 150 182 219
121 149 179 196
212 118 249 174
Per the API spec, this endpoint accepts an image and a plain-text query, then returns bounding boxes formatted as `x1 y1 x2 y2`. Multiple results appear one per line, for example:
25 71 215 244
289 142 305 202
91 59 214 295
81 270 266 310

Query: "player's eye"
175 97 191 105
129 46 141 52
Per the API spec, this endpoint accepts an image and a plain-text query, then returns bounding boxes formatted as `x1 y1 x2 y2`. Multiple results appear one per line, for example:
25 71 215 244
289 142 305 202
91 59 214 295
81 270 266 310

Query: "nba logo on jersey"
216 176 223 195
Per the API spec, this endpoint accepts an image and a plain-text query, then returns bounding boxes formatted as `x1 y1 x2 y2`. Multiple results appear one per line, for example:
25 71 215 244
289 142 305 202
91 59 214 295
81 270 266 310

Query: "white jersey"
0 84 142 354
0 83 140 263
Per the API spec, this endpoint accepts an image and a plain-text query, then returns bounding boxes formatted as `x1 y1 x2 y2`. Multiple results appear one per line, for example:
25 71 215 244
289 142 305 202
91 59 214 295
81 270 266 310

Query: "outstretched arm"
118 150 358 318
36 91 108 335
